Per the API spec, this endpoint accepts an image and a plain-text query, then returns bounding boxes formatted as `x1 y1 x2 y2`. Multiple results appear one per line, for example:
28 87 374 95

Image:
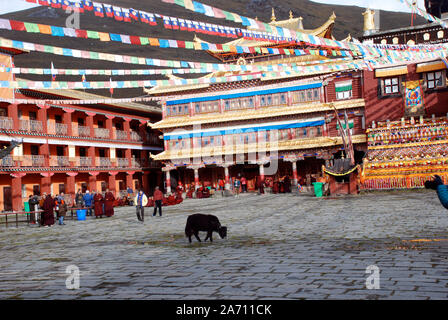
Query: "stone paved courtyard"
0 190 447 300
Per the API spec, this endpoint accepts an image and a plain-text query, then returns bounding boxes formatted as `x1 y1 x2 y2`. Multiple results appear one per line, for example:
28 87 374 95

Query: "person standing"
104 189 115 217
241 176 247 193
153 186 163 217
58 198 67 225
134 190 148 222
93 191 103 218
42 194 55 227
75 189 83 208
28 195 38 224
39 193 47 226
234 177 241 197
258 176 265 195
83 190 94 216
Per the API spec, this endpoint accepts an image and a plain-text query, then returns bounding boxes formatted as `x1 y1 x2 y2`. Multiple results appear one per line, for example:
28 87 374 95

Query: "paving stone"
1 192 448 299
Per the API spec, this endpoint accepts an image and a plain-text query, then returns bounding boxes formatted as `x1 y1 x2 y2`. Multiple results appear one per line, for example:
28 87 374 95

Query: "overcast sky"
310 0 424 12
0 0 426 15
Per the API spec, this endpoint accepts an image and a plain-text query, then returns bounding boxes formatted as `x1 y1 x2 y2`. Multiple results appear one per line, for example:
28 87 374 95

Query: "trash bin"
312 182 324 198
24 202 30 212
76 209 87 221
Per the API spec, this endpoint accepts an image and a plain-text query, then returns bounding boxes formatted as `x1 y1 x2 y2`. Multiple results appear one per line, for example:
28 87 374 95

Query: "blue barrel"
76 209 87 221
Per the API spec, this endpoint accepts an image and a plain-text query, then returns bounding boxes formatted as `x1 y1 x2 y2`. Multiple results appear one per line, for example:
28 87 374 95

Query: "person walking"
83 190 94 216
58 198 67 225
134 190 148 222
153 186 163 217
93 190 104 218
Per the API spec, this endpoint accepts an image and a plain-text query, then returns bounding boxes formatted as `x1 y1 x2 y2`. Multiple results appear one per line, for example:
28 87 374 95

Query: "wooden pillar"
41 174 52 195
88 173 97 192
63 108 74 136
125 149 132 167
86 113 95 138
108 172 117 194
11 173 25 212
292 161 298 186
37 105 48 134
142 171 150 195
224 165 230 190
123 118 131 140
126 172 134 191
88 146 96 167
165 169 172 194
39 143 50 167
66 173 77 204
106 116 114 139
7 104 19 130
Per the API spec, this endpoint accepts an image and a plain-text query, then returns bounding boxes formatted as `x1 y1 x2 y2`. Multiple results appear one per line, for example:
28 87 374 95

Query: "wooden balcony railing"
19 119 43 133
116 158 129 167
78 157 92 167
94 128 110 139
97 157 111 167
0 117 13 130
130 131 142 142
21 155 45 167
50 156 70 167
0 155 15 167
47 123 68 135
76 125 91 137
115 130 128 140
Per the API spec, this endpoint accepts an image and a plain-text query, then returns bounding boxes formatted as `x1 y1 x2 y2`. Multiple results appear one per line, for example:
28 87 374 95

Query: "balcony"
19 119 43 133
77 156 92 167
115 130 128 140
21 155 45 167
116 158 129 167
97 157 111 167
47 123 68 135
130 131 142 142
50 156 69 167
75 125 91 137
0 117 13 130
94 128 110 139
131 158 147 168
0 155 15 167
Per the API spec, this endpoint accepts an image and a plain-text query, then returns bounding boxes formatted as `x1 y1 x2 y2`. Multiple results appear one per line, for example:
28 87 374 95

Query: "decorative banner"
403 80 425 117
0 18 354 60
0 56 356 76
399 0 448 28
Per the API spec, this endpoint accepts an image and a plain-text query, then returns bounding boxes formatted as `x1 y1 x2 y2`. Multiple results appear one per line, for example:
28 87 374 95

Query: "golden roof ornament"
362 8 375 33
271 8 276 22
289 10 294 20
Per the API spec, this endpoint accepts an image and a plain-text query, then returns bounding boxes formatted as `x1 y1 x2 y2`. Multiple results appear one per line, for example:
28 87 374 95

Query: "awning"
375 65 408 77
416 60 447 73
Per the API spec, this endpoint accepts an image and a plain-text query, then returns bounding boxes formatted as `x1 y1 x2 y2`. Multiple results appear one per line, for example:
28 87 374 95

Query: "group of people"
28 188 118 227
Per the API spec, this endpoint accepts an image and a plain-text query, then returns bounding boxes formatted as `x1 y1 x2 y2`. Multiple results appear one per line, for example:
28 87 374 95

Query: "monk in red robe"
42 194 55 227
93 191 103 218
104 189 115 217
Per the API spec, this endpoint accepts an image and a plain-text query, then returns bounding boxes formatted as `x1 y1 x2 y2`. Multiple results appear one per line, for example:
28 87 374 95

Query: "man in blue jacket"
83 190 94 216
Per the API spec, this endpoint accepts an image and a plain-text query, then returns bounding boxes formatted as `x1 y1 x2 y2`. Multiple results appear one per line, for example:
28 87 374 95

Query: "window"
335 81 353 100
426 71 445 89
382 77 400 95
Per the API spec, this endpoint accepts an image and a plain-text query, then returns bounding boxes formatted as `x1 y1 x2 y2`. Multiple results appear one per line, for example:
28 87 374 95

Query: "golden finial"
255 16 258 21
289 10 294 20
271 8 276 22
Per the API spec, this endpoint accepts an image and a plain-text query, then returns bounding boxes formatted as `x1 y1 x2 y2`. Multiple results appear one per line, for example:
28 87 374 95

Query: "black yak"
185 214 227 243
